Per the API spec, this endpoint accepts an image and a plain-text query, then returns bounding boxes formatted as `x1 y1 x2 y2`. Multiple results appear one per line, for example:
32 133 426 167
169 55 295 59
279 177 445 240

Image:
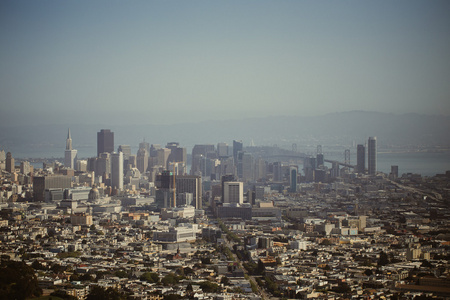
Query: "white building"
111 152 123 190
223 181 243 204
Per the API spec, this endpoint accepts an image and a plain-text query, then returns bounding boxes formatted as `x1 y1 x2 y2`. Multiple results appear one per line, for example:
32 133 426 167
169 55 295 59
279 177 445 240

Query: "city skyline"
1 0 450 127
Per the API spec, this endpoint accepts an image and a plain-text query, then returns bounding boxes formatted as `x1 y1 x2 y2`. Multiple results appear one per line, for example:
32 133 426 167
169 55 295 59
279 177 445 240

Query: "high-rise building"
316 154 324 168
217 142 229 157
64 129 78 169
191 144 215 175
390 165 399 179
368 137 377 175
139 140 150 154
356 144 365 174
254 157 267 181
273 161 282 182
233 140 243 163
118 145 131 160
176 175 202 209
136 148 148 173
33 175 71 202
111 152 123 190
155 170 175 208
221 174 235 202
289 167 297 193
97 129 114 157
223 181 243 204
96 152 111 179
241 152 253 182
20 161 31 175
5 152 14 173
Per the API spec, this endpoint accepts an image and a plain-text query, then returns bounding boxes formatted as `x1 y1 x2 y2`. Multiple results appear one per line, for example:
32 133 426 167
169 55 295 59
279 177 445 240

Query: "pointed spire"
66 128 72 150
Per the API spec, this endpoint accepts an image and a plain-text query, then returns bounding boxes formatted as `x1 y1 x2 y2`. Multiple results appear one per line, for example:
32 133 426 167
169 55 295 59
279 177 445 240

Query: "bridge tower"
344 149 350 165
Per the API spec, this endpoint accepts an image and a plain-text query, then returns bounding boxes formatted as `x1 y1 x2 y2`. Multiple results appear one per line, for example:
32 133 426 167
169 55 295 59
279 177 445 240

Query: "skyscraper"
368 137 377 175
217 142 229 157
5 152 14 173
64 129 78 169
176 175 202 209
191 144 215 175
111 152 123 190
233 140 243 164
166 142 187 175
356 144 365 174
136 148 148 173
289 167 297 193
118 145 131 160
223 181 243 204
241 152 253 182
97 129 114 157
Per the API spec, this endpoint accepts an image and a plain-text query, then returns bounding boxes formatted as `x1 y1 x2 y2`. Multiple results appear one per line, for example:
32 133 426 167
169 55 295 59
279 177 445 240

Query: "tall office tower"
5 152 14 173
191 144 215 175
156 148 171 169
136 148 148 173
221 174 236 202
356 144 365 173
64 129 78 169
87 157 97 172
97 129 114 157
241 152 254 182
254 157 267 181
236 151 244 179
273 161 282 182
111 152 123 190
96 152 111 179
368 137 377 175
316 154 324 168
223 181 244 204
118 145 131 160
155 170 175 208
150 144 161 157
139 140 150 154
233 140 243 163
217 157 235 179
217 142 229 157
390 165 399 179
20 161 31 175
33 175 71 202
289 167 297 193
176 175 202 209
128 155 136 168
166 142 187 175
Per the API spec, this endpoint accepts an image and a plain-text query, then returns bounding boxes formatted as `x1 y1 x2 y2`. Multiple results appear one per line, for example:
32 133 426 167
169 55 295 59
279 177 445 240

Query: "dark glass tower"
368 137 377 175
356 144 365 173
97 129 114 157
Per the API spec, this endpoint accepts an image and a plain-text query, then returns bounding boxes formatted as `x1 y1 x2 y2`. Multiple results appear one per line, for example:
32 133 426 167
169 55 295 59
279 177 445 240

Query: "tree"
86 286 125 300
140 272 159 283
0 259 42 300
199 281 221 293
221 276 230 285
161 273 181 286
377 251 389 267
164 294 182 300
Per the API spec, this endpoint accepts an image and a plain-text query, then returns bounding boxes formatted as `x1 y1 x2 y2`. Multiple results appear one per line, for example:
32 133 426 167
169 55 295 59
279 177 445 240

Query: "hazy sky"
1 0 449 126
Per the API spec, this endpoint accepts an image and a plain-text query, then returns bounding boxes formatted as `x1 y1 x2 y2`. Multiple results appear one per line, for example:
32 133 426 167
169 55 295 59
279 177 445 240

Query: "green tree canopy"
0 259 42 300
86 286 126 300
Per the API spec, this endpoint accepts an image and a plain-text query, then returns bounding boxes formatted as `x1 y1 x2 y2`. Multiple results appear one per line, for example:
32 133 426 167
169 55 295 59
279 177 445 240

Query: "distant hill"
1 111 449 158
